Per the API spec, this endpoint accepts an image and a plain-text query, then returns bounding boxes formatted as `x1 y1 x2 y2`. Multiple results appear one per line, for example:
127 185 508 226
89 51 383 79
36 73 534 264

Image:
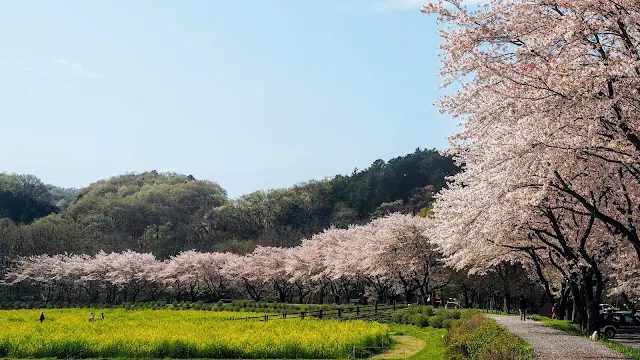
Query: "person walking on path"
552 303 559 319
519 295 527 321
39 312 45 323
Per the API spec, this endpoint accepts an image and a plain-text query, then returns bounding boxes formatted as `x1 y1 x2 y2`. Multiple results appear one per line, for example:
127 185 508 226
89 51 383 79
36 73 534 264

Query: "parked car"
599 303 620 314
599 311 640 338
445 301 461 309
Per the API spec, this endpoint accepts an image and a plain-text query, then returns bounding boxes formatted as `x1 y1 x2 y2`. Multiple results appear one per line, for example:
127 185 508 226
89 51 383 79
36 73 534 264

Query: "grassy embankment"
381 307 533 360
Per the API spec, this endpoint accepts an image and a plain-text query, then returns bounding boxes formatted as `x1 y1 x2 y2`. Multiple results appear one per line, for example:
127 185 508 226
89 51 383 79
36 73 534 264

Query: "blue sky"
0 0 458 198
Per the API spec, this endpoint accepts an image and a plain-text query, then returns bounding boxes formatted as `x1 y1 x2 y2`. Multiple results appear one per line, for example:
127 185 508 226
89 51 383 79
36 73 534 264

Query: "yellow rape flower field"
0 309 390 359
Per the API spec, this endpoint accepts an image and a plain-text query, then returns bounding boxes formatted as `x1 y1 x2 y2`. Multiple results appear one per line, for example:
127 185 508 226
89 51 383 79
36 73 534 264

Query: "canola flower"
0 309 389 358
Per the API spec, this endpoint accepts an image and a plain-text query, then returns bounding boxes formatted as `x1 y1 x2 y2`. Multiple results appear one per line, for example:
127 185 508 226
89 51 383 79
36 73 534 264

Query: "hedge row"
390 306 463 329
0 300 378 314
444 312 534 360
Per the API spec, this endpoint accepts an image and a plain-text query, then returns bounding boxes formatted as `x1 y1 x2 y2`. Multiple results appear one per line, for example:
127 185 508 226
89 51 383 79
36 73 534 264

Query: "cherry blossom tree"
222 251 268 302
1 212 460 306
103 250 160 303
4 254 66 302
423 0 639 255
423 0 640 333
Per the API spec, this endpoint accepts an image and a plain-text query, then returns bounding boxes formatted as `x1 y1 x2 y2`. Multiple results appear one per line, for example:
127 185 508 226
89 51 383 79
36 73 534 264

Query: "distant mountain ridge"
0 148 457 261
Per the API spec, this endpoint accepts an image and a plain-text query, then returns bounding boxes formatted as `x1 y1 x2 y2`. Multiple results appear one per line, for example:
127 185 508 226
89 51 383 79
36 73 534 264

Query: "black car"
599 311 640 338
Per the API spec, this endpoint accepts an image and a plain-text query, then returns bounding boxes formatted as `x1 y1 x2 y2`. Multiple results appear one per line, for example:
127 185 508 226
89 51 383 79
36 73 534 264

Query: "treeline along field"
0 309 390 359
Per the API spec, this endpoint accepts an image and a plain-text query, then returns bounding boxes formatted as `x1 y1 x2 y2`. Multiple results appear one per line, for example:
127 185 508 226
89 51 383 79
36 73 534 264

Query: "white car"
445 301 460 309
599 304 620 314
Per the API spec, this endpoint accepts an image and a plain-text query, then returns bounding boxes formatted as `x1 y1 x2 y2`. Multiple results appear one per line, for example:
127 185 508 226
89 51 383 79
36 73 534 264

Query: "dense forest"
0 148 456 267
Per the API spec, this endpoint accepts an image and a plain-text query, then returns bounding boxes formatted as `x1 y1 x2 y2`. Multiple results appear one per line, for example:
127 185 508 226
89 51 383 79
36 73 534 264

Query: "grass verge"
530 315 584 336
600 339 640 360
386 324 447 360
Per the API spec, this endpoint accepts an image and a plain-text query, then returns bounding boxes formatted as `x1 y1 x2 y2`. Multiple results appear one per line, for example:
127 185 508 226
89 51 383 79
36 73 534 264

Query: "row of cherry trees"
424 0 640 333
2 214 451 305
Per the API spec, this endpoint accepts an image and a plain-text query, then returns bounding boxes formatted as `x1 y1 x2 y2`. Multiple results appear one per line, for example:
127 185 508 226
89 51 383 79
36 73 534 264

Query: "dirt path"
371 335 425 359
489 315 631 360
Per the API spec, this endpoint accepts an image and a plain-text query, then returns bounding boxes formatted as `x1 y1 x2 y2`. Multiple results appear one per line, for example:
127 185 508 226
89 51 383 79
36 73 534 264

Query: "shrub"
449 309 462 320
424 306 435 316
391 312 404 323
442 318 454 329
411 314 430 327
429 315 444 328
444 313 534 360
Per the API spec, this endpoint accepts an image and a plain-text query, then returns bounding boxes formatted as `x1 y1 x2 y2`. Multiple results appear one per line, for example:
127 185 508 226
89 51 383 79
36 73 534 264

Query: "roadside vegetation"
443 312 535 360
530 315 584 336
390 306 462 329
600 340 640 360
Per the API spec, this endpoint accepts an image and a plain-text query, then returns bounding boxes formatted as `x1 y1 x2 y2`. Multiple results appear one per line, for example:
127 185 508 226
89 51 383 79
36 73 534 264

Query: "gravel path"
488 314 631 360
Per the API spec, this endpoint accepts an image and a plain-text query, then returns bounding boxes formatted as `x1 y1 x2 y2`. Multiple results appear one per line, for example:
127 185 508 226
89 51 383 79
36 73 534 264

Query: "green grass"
530 315 584 336
0 309 389 359
387 324 447 360
600 339 640 360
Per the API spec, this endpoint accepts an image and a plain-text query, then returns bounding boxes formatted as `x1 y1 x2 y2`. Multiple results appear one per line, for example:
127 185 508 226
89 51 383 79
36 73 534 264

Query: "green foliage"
0 173 58 224
371 200 405 220
0 149 457 261
66 171 227 256
391 307 463 330
203 149 456 247
212 238 259 254
601 339 640 360
0 299 360 315
416 205 435 217
444 313 535 360
47 185 80 209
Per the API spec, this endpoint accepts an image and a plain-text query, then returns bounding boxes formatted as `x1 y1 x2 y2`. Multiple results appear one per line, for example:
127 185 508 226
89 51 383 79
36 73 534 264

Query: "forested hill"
0 148 456 260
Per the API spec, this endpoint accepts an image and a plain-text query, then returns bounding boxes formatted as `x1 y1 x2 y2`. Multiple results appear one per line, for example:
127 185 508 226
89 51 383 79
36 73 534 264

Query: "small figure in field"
100 312 104 321
89 312 95 322
39 312 45 323
551 303 559 319
519 295 527 321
